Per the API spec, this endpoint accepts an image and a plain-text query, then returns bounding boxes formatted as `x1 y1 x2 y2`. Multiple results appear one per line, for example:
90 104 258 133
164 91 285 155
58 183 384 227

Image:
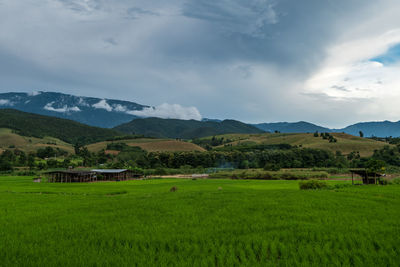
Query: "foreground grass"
0 176 399 266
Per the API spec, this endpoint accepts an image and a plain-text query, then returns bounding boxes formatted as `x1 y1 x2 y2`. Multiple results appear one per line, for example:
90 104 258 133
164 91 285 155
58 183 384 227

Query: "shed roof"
45 170 95 175
92 169 128 174
350 169 383 177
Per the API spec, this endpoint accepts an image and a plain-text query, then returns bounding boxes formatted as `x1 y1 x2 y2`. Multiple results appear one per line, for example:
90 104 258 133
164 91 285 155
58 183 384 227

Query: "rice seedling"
0 176 399 266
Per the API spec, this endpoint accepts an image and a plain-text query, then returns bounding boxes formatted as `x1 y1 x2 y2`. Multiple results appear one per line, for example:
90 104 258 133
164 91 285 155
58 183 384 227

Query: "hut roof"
91 169 128 174
45 170 95 175
350 169 383 177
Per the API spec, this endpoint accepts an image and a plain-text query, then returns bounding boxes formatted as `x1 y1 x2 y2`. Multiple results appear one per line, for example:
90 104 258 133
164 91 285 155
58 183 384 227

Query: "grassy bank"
209 169 330 180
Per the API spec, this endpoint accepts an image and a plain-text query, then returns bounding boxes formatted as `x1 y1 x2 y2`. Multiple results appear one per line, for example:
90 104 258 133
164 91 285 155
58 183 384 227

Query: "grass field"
0 128 74 153
0 176 399 266
205 132 390 157
87 138 205 153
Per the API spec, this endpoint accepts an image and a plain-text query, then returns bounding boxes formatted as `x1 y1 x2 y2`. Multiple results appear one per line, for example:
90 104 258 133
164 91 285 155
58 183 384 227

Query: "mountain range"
1 91 400 137
253 121 400 137
115 117 263 139
0 91 146 128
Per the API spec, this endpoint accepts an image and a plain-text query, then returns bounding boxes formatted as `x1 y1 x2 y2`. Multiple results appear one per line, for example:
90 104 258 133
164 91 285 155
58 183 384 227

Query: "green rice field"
0 176 399 266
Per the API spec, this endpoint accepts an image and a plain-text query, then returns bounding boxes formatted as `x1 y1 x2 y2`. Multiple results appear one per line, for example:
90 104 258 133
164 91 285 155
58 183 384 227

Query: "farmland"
0 176 399 266
87 138 205 153
0 128 74 154
199 132 390 157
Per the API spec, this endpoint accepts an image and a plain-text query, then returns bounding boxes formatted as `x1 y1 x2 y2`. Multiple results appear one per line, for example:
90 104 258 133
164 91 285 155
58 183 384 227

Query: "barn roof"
45 170 95 175
350 169 383 177
91 169 128 174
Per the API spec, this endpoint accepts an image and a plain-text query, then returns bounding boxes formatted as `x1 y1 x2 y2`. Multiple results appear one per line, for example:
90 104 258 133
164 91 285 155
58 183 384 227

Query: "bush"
299 180 328 190
154 168 167 175
16 171 37 176
391 178 400 185
264 163 281 171
0 160 13 172
378 178 389 185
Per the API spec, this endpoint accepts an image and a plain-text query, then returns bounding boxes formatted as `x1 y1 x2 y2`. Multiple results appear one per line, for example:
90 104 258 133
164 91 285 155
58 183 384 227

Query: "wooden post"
352 172 354 185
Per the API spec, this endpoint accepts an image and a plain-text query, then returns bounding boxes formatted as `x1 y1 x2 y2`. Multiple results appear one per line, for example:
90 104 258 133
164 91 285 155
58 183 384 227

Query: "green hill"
0 109 120 145
201 132 391 157
87 138 205 153
0 128 74 154
114 118 264 139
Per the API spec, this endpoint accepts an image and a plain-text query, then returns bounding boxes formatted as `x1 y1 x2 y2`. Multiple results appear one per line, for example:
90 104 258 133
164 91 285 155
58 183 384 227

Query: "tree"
366 159 386 173
366 159 386 184
27 153 35 170
0 159 13 172
359 131 364 138
18 151 27 166
313 131 319 137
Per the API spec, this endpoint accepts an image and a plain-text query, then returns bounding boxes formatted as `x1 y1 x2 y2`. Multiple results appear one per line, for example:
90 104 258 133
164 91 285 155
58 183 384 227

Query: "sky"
1 0 400 127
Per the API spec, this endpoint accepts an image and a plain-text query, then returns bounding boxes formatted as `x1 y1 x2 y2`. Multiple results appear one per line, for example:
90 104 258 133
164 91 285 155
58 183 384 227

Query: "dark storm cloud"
125 7 160 19
180 0 369 69
0 0 399 126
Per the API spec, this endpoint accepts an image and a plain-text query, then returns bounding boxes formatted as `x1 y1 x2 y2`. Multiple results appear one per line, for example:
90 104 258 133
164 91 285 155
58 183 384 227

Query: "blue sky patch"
371 43 400 65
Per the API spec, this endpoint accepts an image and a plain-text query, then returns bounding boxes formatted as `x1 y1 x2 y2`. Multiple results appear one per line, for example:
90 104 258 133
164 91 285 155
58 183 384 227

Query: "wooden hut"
45 169 142 183
45 170 97 183
350 169 383 185
92 169 140 181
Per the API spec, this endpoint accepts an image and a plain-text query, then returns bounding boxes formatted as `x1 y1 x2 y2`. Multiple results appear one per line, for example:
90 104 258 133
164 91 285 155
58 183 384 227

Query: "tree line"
1 142 399 172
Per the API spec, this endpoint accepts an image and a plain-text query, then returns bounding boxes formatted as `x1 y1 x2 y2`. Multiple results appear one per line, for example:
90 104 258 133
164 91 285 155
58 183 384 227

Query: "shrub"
264 163 281 171
16 171 37 176
391 178 400 185
155 168 167 175
299 180 328 190
378 178 389 185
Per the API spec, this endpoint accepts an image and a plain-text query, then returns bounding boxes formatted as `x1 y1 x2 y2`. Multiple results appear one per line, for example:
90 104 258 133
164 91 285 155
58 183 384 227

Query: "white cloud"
44 102 81 113
27 91 41 96
127 103 202 120
113 104 128 112
0 99 12 106
92 99 112 111
302 27 400 125
78 97 90 107
2 0 400 127
305 29 400 100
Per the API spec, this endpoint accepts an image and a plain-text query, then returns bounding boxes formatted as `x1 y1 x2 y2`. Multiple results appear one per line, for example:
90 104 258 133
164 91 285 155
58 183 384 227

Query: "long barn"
45 169 141 183
92 169 141 181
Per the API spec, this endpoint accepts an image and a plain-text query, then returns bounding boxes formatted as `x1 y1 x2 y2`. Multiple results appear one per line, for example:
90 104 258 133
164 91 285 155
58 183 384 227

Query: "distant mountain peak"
0 91 147 128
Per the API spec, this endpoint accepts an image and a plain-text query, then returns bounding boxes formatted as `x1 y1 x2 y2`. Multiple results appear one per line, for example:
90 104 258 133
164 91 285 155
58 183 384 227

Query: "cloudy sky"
1 0 400 127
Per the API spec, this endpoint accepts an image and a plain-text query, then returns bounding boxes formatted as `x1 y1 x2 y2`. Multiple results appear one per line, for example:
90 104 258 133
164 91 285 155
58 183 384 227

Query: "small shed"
350 169 383 185
45 169 142 183
45 170 97 183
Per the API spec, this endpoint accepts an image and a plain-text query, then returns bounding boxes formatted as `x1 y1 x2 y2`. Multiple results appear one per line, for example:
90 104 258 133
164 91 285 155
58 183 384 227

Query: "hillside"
114 117 264 139
0 109 121 145
0 92 147 128
254 120 400 137
87 138 205 153
202 132 390 157
0 128 74 154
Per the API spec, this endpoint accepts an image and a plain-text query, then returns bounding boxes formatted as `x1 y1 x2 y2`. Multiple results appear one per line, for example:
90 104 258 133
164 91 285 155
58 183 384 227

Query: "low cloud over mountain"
0 91 203 128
